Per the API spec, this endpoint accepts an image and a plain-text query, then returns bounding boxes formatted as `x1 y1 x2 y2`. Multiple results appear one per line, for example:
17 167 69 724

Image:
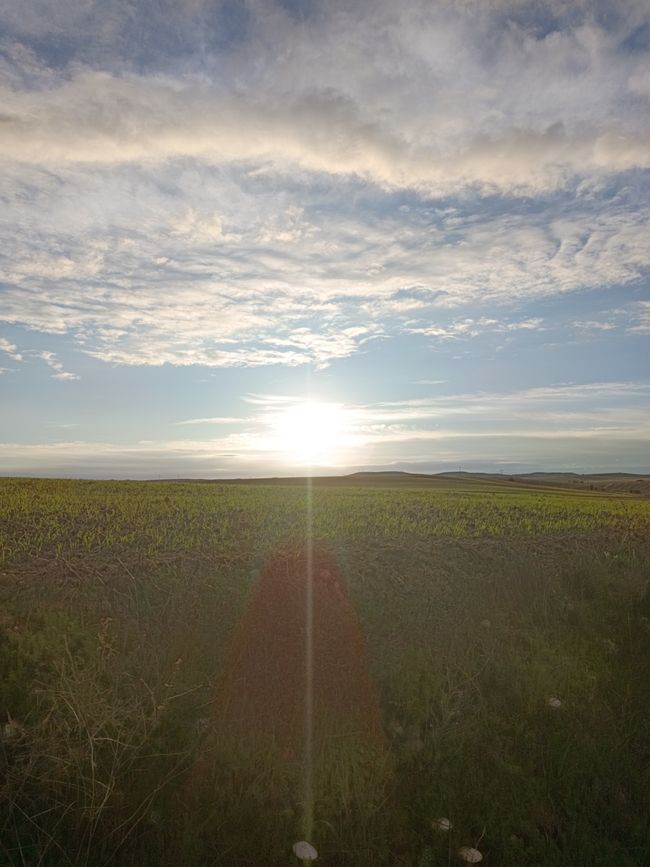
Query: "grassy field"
1 476 649 866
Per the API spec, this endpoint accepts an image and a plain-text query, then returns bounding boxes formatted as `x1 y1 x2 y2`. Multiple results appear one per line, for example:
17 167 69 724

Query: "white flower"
547 697 562 709
293 840 318 860
194 717 209 735
458 846 483 863
432 817 452 832
2 719 22 743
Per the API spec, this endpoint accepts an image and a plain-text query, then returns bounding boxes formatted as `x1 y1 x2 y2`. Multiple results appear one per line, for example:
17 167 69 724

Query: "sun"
270 401 346 466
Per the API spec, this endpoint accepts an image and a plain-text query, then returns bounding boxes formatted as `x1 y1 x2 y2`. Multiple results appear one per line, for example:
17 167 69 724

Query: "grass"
1 477 649 865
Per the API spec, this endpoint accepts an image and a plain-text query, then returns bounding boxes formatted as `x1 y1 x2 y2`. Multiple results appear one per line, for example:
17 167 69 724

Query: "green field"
1 477 649 866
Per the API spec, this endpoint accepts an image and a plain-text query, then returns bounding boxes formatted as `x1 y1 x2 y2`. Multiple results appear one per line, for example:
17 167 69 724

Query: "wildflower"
432 817 452 832
547 697 562 709
458 846 483 863
480 619 491 629
2 715 23 743
194 717 210 735
293 840 318 860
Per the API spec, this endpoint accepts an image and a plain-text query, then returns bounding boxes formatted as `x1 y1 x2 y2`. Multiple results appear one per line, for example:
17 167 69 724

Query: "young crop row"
1 478 649 567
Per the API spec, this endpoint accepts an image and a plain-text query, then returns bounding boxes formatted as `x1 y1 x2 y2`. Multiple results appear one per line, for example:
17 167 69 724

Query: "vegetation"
1 477 649 865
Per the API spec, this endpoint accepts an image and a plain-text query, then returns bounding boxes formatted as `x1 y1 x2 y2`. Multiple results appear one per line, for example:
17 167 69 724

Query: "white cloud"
411 316 545 339
0 337 23 361
0 71 647 195
35 350 80 380
572 320 616 331
177 416 246 425
51 371 80 381
630 301 650 334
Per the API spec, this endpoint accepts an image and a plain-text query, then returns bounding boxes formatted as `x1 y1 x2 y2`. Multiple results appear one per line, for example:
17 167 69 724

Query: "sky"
0 0 649 478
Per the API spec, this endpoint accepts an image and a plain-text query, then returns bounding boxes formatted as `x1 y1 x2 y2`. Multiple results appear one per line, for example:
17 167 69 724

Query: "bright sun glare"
270 401 346 466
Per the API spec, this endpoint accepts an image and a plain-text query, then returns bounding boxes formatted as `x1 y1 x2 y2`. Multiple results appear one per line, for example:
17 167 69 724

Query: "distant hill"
348 470 411 476
438 471 650 496
156 470 650 495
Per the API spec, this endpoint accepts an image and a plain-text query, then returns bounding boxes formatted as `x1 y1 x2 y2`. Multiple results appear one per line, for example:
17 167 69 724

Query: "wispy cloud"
221 382 650 454
630 301 650 334
0 337 23 362
572 320 616 331
35 351 80 380
410 317 545 340
2 381 648 476
177 416 246 425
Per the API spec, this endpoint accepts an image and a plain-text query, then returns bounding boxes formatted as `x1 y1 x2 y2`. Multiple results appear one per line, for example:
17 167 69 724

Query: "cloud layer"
1 160 649 367
1 0 650 369
2 0 650 193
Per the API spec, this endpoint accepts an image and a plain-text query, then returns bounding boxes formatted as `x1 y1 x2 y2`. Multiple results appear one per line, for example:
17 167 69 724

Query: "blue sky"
0 0 649 477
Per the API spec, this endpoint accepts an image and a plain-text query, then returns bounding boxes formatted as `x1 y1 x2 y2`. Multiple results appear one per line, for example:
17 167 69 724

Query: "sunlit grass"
1 477 648 567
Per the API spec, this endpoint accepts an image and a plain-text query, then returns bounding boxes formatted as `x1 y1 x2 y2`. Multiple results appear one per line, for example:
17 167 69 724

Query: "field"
1 476 649 866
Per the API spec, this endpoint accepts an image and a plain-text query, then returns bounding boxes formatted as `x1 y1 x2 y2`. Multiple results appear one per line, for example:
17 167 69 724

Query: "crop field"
1 476 649 866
